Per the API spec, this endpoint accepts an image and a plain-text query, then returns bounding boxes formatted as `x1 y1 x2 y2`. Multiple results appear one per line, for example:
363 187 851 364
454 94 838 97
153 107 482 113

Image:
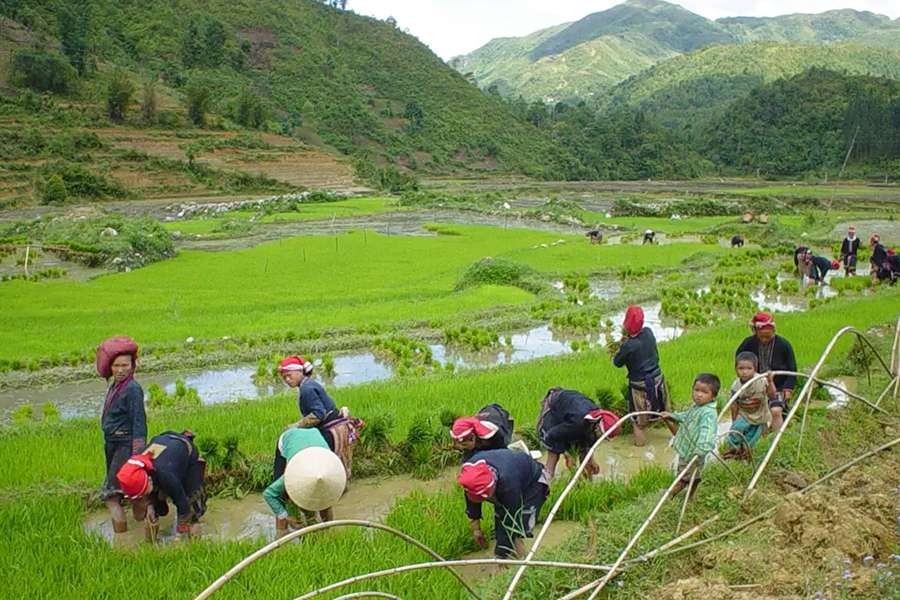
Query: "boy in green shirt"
661 373 720 500
263 427 332 535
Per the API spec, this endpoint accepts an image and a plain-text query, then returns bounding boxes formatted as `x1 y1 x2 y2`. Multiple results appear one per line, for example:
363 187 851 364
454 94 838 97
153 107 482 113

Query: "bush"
9 50 76 94
233 89 266 129
455 257 542 293
106 70 135 122
37 174 68 205
36 162 127 201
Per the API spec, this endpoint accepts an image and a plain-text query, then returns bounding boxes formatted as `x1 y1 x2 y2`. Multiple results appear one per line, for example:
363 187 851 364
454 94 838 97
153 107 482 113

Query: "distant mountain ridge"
452 0 900 102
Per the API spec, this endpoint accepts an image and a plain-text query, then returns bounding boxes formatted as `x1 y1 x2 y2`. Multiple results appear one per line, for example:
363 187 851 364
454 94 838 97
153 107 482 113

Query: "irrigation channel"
0 277 844 421
189 318 899 600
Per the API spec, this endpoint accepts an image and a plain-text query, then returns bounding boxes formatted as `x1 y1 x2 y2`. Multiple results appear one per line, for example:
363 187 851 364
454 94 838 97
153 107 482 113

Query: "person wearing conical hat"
458 448 549 559
449 403 514 461
116 430 206 540
613 305 670 447
264 428 333 536
735 312 797 433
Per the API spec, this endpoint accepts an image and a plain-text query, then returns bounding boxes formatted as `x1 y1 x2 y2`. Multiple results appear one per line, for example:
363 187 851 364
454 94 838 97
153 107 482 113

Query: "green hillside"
530 0 733 60
601 42 900 137
0 0 572 181
452 30 677 102
718 9 896 43
701 68 900 177
452 0 900 103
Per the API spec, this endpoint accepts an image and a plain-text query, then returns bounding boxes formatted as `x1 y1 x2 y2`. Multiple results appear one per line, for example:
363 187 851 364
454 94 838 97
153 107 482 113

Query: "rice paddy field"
1 187 899 599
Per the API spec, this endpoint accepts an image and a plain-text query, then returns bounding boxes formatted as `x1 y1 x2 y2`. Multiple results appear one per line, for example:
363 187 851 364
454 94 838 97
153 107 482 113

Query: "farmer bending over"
450 403 514 461
265 428 334 536
613 305 670 446
537 388 620 479
279 356 363 480
458 448 550 559
116 430 206 540
642 229 655 244
806 251 840 286
735 312 796 433
731 235 744 248
660 373 720 500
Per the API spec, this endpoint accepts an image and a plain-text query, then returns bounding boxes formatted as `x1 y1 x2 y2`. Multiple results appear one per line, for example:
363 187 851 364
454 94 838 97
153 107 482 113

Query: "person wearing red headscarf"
277 355 363 481
458 449 549 558
735 312 797 433
97 337 146 534
116 430 206 540
613 305 670 446
450 403 514 461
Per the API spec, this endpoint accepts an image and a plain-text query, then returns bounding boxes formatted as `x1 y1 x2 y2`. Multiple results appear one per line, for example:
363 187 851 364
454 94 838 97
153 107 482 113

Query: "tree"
140 79 158 124
10 50 75 94
186 82 211 127
57 1 92 75
181 20 202 68
234 89 265 129
200 18 226 67
106 70 135 122
403 101 424 133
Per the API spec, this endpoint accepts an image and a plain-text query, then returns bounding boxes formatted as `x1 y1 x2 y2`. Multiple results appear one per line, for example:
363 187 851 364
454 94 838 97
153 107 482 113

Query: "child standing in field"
661 373 720 500
723 352 774 460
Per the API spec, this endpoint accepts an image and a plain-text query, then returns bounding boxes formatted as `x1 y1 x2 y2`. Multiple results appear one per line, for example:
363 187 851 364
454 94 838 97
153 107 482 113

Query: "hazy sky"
348 1 900 59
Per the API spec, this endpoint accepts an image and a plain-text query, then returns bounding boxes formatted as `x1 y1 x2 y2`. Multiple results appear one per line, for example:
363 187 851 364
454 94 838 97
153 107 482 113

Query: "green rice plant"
443 325 500 352
830 276 870 294
779 278 800 295
41 402 60 424
11 403 34 426
320 353 336 378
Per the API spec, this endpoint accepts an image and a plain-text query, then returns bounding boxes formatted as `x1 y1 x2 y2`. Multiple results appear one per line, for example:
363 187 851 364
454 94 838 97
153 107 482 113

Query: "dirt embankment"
658 449 900 599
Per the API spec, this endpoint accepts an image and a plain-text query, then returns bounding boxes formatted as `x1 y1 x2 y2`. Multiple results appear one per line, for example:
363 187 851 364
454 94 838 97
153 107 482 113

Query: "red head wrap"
278 355 313 375
458 460 496 502
116 454 153 499
830 259 840 270
623 305 644 336
751 312 775 330
450 417 499 441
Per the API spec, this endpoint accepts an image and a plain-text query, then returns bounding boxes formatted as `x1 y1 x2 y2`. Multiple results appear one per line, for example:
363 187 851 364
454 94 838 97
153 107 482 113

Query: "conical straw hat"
284 446 347 511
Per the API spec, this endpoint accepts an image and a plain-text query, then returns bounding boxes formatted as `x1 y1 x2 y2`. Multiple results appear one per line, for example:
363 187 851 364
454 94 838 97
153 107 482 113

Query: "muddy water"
83 469 460 549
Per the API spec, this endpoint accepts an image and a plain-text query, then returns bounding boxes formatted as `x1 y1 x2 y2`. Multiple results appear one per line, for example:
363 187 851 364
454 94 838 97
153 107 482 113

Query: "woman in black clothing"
735 312 797 433
840 225 860 276
613 305 670 447
96 337 147 534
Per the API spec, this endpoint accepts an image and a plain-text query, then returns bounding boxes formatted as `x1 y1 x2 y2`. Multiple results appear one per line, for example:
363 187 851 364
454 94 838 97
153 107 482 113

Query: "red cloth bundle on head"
751 312 775 330
623 305 644 336
585 409 622 438
116 454 153 498
278 355 313 375
95 336 139 378
458 460 495 502
450 417 499 441
830 259 841 270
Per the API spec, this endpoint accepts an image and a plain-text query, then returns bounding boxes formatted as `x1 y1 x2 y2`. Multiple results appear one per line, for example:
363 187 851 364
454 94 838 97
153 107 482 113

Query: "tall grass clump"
455 257 543 294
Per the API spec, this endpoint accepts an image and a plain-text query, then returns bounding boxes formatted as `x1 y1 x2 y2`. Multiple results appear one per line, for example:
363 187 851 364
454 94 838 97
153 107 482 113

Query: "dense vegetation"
703 69 900 177
0 0 571 179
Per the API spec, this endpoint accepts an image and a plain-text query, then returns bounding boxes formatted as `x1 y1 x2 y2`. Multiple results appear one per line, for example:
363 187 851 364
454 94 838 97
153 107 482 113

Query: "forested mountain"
601 43 900 139
453 0 900 102
702 69 900 177
0 0 573 178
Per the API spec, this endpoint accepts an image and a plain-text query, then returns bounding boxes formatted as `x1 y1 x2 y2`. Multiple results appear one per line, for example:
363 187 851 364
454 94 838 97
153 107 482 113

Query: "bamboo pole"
193 520 480 600
623 515 719 566
334 593 402 600
295 558 614 600
650 436 900 563
501 411 665 600
558 457 699 600
746 326 884 499
675 465 697 535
